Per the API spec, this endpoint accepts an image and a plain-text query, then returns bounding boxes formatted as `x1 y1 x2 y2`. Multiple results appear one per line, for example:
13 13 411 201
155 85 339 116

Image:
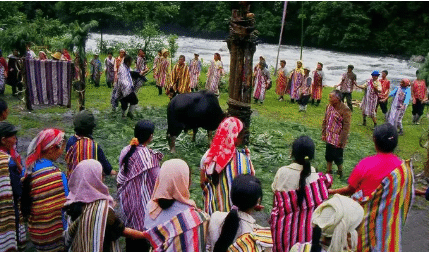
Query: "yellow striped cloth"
228 228 273 252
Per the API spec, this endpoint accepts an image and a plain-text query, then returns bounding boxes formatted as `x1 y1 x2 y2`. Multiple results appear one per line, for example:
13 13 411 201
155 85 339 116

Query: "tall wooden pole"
274 1 288 75
300 1 304 60
226 2 257 145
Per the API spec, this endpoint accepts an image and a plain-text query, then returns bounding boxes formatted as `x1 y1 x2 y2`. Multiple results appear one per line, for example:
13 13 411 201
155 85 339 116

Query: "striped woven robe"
157 57 170 88
228 228 273 252
117 145 163 231
253 67 271 101
170 63 191 94
27 160 67 252
289 68 304 100
201 148 255 215
311 70 324 100
65 199 120 251
145 207 209 252
360 79 381 117
351 160 414 252
205 60 223 95
270 173 333 252
189 59 201 89
276 67 288 96
65 137 98 178
0 152 17 252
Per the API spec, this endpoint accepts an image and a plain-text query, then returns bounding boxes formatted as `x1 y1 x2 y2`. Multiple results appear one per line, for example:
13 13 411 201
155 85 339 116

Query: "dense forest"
0 1 428 57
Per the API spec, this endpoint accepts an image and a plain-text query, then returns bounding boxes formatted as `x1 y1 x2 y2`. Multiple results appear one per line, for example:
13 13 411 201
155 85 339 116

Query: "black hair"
214 53 221 61
75 128 93 137
416 69 420 75
63 202 85 221
179 55 185 60
121 120 155 175
124 55 133 66
21 176 32 219
280 60 286 64
331 89 342 101
382 70 388 75
107 51 113 55
291 136 315 206
318 62 324 67
158 198 175 209
213 174 263 252
348 64 354 70
373 123 398 153
311 226 322 252
0 98 8 115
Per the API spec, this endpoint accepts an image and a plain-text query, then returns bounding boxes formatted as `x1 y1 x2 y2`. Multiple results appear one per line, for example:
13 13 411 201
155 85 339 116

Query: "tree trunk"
226 4 257 145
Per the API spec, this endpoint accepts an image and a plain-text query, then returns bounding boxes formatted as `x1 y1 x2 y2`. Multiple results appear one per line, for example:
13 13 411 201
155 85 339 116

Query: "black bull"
167 91 225 152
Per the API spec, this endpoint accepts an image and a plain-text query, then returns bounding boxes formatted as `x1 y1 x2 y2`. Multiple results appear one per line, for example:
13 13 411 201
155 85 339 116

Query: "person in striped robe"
311 62 325 106
252 60 271 104
270 136 333 252
0 150 18 251
200 117 255 216
144 159 210 252
0 122 26 250
228 228 273 252
65 110 114 178
207 175 268 252
158 49 171 95
153 49 163 95
356 70 382 128
189 53 202 92
329 123 414 252
21 128 68 252
118 120 163 251
275 60 289 101
168 55 191 99
288 60 305 103
64 159 149 252
205 53 224 97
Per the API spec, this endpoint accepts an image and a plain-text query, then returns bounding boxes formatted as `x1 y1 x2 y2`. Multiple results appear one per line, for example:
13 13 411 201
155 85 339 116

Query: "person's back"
270 136 333 252
144 159 209 252
207 174 266 252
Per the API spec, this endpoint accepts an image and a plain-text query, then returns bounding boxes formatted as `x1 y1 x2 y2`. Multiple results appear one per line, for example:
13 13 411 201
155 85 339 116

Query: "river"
86 33 419 87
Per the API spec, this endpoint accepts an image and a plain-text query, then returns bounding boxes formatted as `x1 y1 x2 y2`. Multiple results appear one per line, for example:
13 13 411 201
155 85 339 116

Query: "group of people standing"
0 98 416 251
152 49 224 99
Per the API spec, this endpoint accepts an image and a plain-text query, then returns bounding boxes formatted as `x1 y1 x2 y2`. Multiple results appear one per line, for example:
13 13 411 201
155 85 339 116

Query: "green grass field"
5 57 429 219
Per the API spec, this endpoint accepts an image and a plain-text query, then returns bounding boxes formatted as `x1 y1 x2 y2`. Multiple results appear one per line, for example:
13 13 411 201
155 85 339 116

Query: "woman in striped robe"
64 159 149 252
270 136 333 252
207 175 268 252
117 120 163 251
356 71 382 128
200 117 255 216
205 53 224 96
329 123 414 252
21 128 68 252
144 159 210 252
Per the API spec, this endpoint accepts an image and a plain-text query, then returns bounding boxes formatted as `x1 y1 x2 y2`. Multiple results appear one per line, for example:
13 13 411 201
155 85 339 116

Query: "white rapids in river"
87 33 419 87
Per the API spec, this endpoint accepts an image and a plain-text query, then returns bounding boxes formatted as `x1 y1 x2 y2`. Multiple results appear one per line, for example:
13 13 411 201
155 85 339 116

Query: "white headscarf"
312 194 364 252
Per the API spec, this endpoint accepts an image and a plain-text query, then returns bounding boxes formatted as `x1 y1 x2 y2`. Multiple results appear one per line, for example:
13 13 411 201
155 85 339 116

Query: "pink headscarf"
25 128 65 171
147 159 196 219
203 117 243 174
65 159 114 207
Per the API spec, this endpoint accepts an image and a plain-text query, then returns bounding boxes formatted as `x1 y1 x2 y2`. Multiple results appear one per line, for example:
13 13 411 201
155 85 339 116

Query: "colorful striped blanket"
270 173 333 252
65 200 120 252
65 137 98 178
351 160 414 252
202 149 255 215
145 207 209 252
0 152 17 252
28 165 66 252
25 59 72 107
228 228 273 252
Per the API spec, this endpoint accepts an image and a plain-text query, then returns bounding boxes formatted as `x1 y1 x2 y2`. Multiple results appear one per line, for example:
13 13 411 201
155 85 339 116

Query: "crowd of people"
0 44 428 252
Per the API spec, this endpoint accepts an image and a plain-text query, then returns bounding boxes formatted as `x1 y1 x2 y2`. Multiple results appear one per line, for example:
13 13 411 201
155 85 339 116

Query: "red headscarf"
203 117 243 174
62 49 71 61
25 128 65 171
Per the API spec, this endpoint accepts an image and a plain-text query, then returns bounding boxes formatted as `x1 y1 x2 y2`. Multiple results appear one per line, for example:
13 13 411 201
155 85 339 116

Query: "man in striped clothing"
322 90 351 177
